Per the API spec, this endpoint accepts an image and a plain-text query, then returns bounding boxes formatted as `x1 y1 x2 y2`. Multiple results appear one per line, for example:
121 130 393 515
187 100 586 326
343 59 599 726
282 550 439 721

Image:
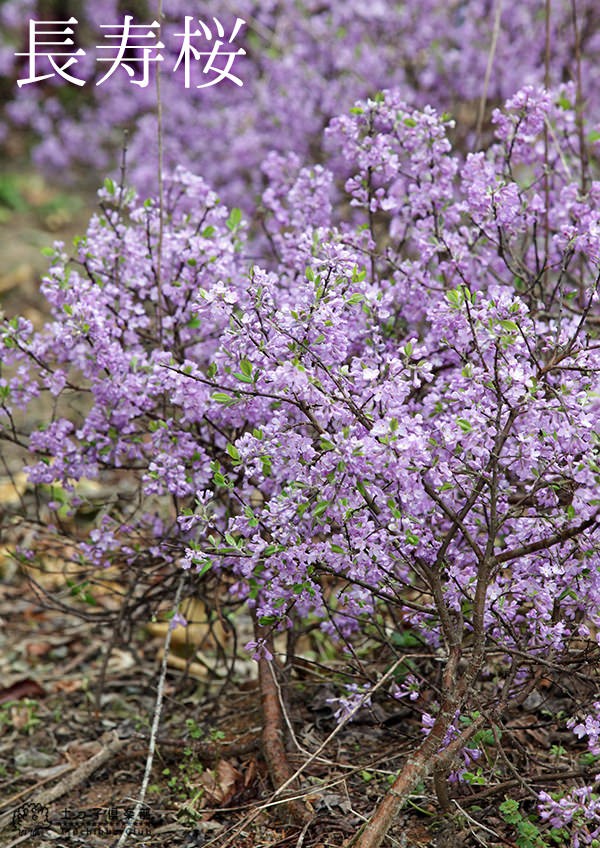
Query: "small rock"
15 748 57 769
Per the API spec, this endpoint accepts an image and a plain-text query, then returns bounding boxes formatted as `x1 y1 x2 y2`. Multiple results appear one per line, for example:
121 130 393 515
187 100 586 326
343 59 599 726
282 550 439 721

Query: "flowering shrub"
3 84 600 845
2 0 600 199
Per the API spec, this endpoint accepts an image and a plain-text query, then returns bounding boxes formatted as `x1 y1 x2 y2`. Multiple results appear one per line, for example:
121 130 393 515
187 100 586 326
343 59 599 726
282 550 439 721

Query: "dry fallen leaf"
52 678 83 693
199 759 242 806
0 678 45 704
25 641 52 658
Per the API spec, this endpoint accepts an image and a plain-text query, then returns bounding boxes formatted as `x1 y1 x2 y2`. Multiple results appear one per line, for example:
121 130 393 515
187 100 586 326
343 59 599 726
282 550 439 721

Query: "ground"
0 560 433 848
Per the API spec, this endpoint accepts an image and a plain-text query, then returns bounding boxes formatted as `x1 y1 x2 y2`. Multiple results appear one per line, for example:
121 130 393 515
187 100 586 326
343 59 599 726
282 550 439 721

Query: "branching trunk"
345 706 486 848
254 621 311 825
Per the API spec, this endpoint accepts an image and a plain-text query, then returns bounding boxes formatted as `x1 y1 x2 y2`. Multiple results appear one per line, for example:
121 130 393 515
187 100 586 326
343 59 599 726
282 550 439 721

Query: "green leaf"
446 288 462 308
240 358 253 377
226 207 242 231
312 501 329 518
196 558 212 577
259 615 277 626
557 94 573 110
226 443 240 461
211 392 235 405
499 798 521 825
356 480 368 499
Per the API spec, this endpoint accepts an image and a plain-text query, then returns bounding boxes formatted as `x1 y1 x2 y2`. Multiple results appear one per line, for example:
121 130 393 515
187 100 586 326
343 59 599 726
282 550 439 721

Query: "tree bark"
344 707 485 848
254 622 311 824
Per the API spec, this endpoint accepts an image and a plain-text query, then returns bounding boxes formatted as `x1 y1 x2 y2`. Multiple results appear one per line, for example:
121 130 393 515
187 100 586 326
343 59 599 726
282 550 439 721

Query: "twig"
458 768 600 805
452 799 510 845
113 574 186 847
295 818 312 848
155 0 165 340
571 0 588 195
474 0 503 147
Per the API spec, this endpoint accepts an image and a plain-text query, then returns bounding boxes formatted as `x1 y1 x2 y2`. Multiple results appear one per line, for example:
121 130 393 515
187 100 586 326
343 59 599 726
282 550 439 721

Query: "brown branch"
344 699 483 848
459 768 600 806
254 621 311 825
421 476 485 564
495 511 599 564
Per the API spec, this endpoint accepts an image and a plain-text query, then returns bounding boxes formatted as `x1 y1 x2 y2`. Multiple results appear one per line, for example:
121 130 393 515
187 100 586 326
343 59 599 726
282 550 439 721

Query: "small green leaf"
259 615 277 626
240 358 253 377
226 207 242 231
212 392 234 405
226 443 240 461
446 288 462 308
356 480 368 499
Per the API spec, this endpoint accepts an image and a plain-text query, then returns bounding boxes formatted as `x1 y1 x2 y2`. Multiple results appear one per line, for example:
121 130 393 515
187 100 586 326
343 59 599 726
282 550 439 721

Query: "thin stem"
474 0 503 148
155 0 165 341
571 0 588 195
543 0 551 296
114 575 186 847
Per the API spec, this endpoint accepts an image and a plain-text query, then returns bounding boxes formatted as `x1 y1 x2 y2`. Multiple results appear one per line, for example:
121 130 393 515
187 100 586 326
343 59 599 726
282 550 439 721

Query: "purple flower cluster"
538 786 600 846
